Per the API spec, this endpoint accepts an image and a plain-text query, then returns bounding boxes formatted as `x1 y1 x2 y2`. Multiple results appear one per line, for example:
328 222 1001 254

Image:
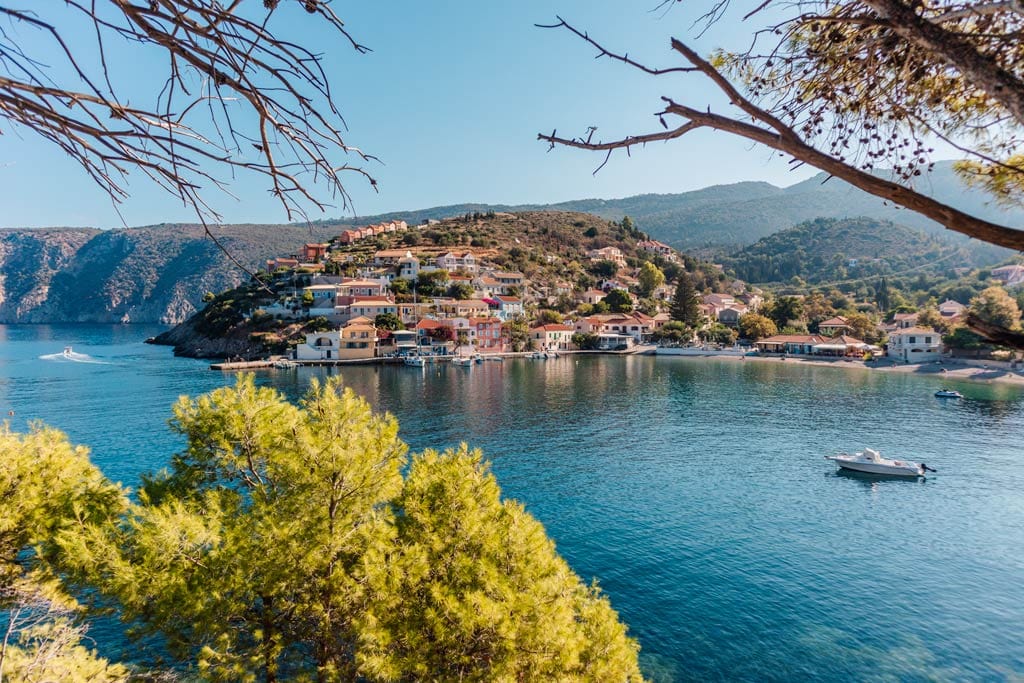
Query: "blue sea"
3 324 1024 681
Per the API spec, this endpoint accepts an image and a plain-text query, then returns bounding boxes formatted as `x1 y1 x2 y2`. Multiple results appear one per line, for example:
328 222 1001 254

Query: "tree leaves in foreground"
0 425 129 681
50 375 643 681
357 446 643 682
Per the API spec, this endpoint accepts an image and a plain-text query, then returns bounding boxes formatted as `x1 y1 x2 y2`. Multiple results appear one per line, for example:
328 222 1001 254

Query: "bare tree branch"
538 13 1024 252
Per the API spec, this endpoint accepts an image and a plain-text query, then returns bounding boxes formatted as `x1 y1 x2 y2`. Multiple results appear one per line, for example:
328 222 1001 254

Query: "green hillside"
723 217 965 285
323 162 1021 262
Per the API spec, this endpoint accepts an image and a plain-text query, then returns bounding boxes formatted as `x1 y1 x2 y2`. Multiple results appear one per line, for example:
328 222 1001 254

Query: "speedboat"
451 357 473 367
273 359 298 369
63 346 73 357
825 448 934 477
404 356 426 367
935 388 963 398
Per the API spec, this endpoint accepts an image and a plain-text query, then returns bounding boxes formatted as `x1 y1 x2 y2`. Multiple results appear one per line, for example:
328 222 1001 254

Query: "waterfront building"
887 326 943 362
530 323 575 351
294 319 377 361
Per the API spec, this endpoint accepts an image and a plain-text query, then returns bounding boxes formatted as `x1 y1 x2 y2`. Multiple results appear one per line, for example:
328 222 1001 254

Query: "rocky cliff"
0 223 338 324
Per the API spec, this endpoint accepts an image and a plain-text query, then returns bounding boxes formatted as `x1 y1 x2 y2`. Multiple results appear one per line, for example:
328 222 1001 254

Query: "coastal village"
202 213 1024 369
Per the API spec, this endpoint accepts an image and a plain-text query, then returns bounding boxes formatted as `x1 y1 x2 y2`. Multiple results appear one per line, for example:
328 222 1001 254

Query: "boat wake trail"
39 351 110 364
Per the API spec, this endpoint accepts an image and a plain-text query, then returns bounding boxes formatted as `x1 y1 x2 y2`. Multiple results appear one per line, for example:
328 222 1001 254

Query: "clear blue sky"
3 1 831 228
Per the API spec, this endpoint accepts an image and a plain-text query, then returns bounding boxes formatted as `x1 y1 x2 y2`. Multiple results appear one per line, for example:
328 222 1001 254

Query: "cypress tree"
671 273 700 326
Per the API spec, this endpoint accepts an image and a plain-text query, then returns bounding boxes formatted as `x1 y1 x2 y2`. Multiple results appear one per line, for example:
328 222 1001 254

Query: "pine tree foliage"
46 376 644 681
0 425 130 681
356 445 644 683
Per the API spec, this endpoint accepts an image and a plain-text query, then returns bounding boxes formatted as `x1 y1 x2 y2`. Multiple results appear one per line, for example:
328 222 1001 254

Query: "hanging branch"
0 1 378 283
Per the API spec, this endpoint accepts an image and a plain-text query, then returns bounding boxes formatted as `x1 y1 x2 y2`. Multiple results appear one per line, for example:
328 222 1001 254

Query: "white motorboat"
451 357 473 367
63 346 73 357
825 448 934 477
404 356 426 367
273 359 298 369
935 389 963 398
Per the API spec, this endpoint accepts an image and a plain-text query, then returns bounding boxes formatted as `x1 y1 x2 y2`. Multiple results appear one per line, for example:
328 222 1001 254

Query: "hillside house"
938 299 967 319
581 289 607 305
893 312 919 329
492 295 523 320
436 251 478 274
717 306 748 328
992 264 1024 288
301 243 328 261
587 246 626 266
818 316 852 336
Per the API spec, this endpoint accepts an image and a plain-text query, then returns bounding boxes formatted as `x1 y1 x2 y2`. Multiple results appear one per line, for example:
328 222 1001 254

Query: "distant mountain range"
2 161 1020 323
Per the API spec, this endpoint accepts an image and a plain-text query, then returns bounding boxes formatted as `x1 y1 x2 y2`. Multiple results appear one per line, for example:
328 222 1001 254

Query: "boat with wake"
825 448 935 477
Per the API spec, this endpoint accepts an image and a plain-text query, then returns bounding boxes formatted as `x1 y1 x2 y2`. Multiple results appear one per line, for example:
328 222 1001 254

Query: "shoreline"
659 351 1024 386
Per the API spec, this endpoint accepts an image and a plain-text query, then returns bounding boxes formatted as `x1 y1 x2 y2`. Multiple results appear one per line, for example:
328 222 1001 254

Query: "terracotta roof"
819 316 850 326
415 319 443 329
532 324 574 332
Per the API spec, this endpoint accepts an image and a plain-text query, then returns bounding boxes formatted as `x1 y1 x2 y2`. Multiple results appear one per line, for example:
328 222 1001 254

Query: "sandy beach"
664 351 1024 386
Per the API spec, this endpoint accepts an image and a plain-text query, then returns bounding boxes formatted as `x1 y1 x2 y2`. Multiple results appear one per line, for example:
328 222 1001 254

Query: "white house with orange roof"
887 326 943 362
581 289 608 305
530 323 575 351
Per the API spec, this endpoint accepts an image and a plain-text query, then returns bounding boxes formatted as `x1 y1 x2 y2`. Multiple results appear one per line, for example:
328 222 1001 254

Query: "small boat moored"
825 448 935 477
451 357 473 367
935 388 963 398
404 356 426 367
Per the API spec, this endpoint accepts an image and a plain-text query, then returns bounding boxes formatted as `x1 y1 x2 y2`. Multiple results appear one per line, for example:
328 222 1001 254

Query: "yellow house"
296 318 377 361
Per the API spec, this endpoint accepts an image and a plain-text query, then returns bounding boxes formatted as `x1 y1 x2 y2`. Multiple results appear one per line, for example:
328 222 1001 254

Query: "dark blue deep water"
3 325 1024 681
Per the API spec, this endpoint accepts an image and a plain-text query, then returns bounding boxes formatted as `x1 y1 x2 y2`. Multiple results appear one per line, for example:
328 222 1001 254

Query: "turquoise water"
3 325 1024 681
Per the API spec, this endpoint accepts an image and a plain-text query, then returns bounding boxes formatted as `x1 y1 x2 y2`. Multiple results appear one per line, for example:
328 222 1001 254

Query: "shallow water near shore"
3 324 1024 681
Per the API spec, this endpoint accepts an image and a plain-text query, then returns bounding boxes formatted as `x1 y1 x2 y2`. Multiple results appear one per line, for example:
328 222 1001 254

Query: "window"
925 336 933 344
909 336 917 344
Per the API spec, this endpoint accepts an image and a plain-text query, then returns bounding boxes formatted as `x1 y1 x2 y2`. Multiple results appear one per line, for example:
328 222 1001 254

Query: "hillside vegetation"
324 162 1020 261
724 217 962 285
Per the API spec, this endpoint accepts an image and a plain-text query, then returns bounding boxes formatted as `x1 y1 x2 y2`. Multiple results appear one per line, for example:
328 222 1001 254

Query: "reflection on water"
2 327 1024 681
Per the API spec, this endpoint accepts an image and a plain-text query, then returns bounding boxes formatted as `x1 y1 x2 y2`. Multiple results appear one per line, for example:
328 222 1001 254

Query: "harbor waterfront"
3 325 1024 681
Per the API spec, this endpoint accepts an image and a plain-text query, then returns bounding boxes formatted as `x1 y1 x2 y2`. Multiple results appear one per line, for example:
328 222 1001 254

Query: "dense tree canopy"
30 376 644 681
